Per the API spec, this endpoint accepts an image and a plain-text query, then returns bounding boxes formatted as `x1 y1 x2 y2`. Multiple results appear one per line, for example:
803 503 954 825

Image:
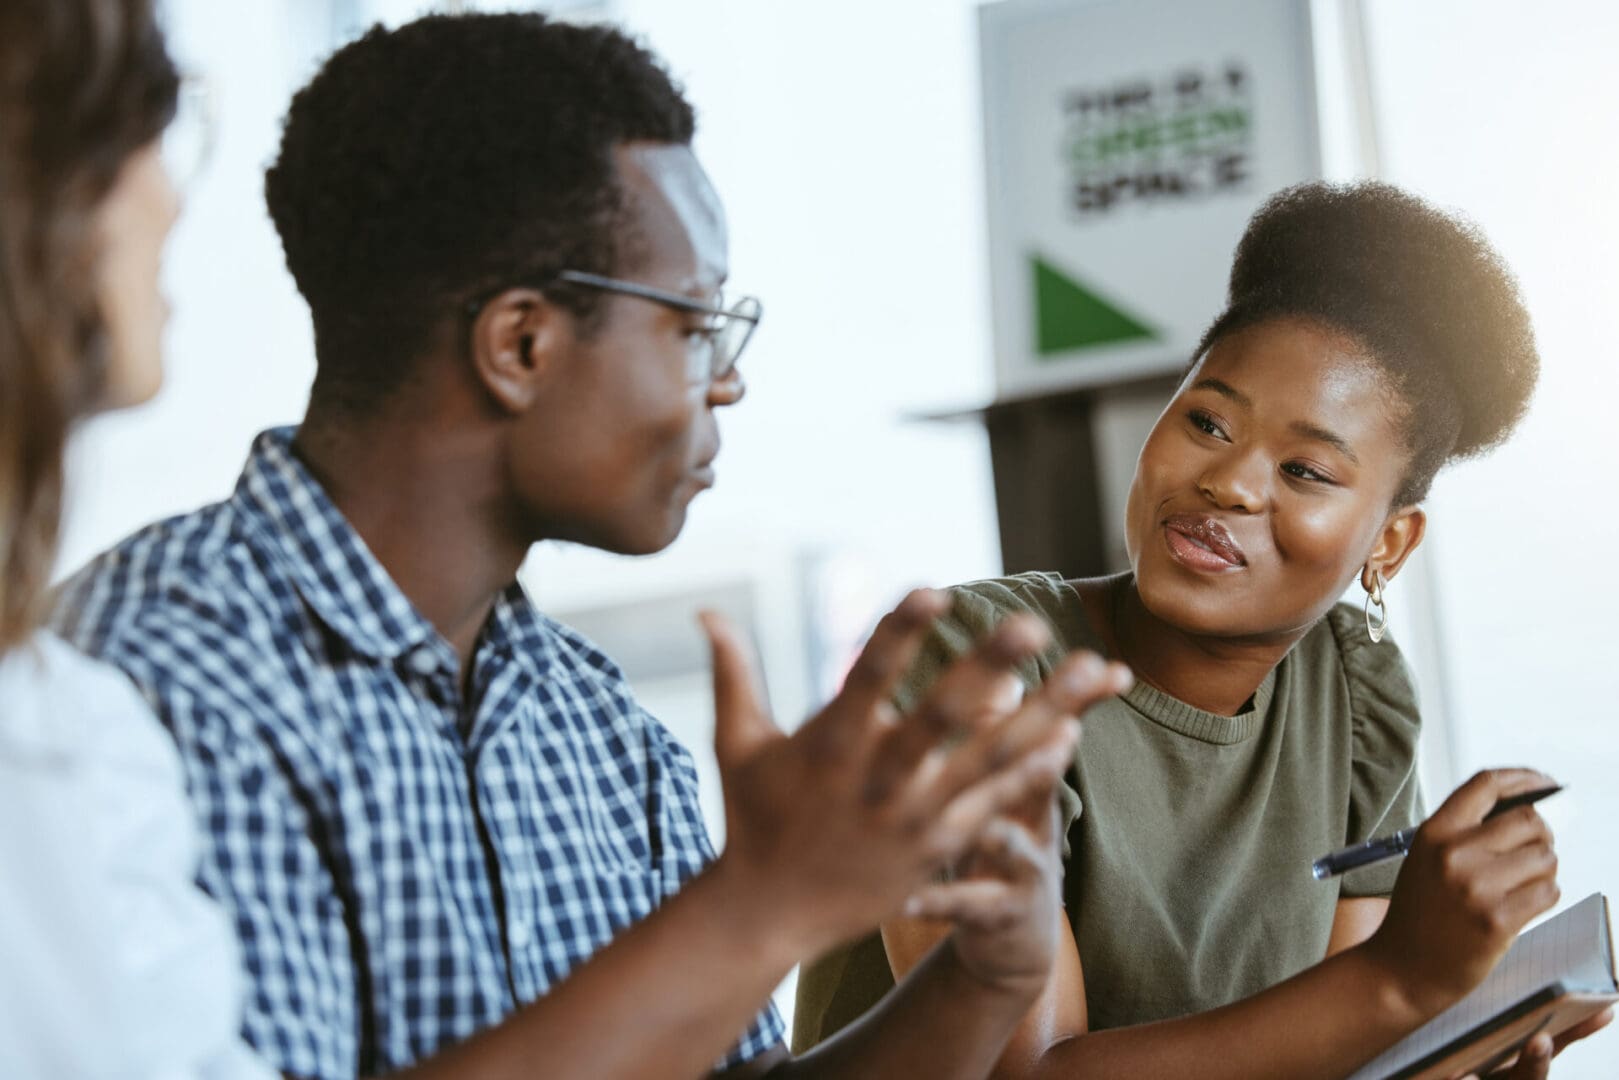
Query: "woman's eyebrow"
1191 377 1252 407
1290 420 1361 465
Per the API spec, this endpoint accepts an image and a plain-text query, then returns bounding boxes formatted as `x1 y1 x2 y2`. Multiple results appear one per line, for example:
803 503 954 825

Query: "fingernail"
903 588 945 617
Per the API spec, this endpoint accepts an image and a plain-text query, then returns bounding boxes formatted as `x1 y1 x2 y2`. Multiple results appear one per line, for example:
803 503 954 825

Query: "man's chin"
604 507 689 558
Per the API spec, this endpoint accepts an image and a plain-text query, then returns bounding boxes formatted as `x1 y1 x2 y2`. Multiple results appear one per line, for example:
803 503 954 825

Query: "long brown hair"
0 0 178 651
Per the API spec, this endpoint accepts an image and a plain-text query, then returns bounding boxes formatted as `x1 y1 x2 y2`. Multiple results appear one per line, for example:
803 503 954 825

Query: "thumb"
699 610 780 770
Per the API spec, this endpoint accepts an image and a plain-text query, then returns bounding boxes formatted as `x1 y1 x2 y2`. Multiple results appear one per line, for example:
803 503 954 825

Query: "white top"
0 633 276 1080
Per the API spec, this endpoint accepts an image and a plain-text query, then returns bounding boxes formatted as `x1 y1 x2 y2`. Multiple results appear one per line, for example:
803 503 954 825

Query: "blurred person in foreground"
0 1 275 1075
49 11 1134 1080
795 183 1614 1077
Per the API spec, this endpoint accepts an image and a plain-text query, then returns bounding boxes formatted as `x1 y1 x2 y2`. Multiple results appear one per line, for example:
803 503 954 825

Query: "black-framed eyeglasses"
553 270 762 384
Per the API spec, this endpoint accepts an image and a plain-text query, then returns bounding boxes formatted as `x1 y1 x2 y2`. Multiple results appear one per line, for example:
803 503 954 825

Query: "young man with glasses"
54 13 1129 1080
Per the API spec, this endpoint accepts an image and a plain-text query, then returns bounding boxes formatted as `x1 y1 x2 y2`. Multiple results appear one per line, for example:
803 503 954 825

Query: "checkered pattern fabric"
53 427 783 1079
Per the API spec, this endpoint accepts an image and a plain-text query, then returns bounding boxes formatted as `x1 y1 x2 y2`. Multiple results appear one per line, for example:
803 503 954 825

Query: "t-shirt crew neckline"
1119 672 1274 745
1054 573 1275 746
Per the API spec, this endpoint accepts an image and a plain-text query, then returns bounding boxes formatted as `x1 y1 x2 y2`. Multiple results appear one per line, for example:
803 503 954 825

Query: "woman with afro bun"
796 181 1612 1076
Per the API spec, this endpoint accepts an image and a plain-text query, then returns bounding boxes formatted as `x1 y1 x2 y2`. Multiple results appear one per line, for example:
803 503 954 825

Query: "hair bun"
1206 181 1539 502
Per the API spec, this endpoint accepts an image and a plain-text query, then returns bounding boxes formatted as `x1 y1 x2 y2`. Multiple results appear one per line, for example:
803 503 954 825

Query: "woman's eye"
1282 461 1333 484
1187 409 1225 438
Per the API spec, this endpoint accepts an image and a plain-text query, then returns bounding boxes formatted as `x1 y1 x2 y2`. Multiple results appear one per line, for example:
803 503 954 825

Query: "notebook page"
1347 892 1612 1078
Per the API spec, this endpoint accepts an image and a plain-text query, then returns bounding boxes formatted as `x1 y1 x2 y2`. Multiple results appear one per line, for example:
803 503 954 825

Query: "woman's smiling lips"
1162 512 1247 572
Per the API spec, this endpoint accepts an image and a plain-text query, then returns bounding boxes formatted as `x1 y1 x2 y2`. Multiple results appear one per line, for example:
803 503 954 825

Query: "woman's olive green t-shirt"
792 571 1425 1050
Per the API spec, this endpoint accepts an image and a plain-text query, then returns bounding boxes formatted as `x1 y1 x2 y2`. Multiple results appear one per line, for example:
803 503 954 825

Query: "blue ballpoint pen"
1311 784 1562 881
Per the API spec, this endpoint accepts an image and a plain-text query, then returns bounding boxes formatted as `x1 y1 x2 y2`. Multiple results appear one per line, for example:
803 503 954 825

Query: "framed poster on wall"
980 0 1323 395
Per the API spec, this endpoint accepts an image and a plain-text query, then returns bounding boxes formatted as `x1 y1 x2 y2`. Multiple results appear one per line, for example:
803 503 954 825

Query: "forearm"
780 935 1040 1080
1012 943 1430 1080
394 856 798 1080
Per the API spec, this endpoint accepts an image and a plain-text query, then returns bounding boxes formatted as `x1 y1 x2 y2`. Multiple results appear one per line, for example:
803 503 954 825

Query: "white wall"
1360 4 1619 1074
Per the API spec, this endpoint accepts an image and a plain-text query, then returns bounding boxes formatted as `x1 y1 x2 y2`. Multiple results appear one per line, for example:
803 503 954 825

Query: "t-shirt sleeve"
652 730 786 1068
1334 607 1426 898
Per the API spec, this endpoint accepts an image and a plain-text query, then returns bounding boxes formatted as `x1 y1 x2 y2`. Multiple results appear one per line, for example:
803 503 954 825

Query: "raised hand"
699 590 1115 959
1364 768 1563 1022
904 653 1131 997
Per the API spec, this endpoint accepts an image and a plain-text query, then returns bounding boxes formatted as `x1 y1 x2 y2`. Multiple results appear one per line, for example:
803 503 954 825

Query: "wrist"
939 933 1048 1008
703 850 825 970
1350 934 1447 1031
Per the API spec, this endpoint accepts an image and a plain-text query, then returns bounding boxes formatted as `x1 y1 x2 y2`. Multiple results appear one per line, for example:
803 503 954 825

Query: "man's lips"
1162 513 1247 569
690 451 718 488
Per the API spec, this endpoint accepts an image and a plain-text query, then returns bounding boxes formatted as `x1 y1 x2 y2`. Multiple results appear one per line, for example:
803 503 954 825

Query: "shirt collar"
233 428 563 677
233 427 445 662
482 580 560 660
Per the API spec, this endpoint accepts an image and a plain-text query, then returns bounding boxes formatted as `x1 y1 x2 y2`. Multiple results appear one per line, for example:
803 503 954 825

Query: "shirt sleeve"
651 728 787 1068
1333 606 1427 899
162 694 362 1079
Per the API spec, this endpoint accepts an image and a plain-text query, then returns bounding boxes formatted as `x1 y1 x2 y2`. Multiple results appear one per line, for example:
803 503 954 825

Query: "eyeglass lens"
710 297 762 380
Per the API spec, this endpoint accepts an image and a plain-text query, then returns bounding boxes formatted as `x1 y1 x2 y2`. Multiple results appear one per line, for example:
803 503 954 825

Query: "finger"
903 879 1020 925
1507 1032 1552 1079
867 614 1048 799
833 588 950 720
924 722 1078 860
925 651 1126 809
1496 874 1561 936
699 610 781 771
1423 768 1560 842
1031 787 1064 849
957 815 1053 885
909 613 1049 737
1469 804 1555 855
1550 1007 1613 1054
1465 838 1558 901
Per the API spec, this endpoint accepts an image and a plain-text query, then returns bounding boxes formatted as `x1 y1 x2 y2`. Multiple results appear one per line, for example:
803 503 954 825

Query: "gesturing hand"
904 653 1131 997
699 590 1118 960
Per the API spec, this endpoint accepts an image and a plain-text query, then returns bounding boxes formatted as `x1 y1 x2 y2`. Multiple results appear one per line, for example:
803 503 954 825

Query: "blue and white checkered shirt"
53 427 784 1079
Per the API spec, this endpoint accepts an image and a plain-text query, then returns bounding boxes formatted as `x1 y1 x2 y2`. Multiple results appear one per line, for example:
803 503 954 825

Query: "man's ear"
467 287 569 414
1361 505 1427 592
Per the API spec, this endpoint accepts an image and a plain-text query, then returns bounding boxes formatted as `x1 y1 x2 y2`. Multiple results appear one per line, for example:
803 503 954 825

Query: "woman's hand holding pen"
1360 768 1562 1024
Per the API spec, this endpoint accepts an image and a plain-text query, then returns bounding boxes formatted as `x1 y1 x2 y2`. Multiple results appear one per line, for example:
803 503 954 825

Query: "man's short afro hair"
1195 181 1539 505
265 12 695 410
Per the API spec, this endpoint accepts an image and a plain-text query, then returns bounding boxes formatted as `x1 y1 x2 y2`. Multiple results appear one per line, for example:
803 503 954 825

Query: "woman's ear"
1362 505 1427 591
467 287 568 414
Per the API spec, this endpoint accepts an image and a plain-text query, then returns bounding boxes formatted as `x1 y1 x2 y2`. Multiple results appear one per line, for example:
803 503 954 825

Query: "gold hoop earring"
1364 569 1388 644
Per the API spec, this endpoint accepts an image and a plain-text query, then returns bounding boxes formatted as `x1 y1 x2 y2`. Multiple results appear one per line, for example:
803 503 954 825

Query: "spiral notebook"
1349 892 1617 1080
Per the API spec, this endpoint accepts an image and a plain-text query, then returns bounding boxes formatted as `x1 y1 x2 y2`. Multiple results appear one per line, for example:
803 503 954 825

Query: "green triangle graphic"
1031 254 1157 356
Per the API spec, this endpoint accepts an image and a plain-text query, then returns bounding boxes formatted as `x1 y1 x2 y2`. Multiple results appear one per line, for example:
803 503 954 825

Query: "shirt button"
509 920 532 949
406 647 438 677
